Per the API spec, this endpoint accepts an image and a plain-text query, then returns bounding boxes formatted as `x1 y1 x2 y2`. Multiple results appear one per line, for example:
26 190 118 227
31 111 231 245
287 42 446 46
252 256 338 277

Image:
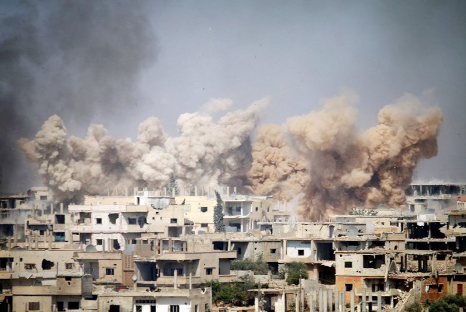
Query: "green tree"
169 174 179 196
214 191 225 232
231 256 269 275
423 294 466 312
286 262 309 285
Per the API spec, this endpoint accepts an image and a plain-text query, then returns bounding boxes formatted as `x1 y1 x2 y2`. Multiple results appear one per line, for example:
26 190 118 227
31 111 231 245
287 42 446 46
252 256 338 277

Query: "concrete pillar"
309 294 314 312
34 234 39 250
312 290 317 312
234 187 237 194
172 187 176 197
195 186 198 196
351 290 355 312
48 231 52 250
227 187 230 198
102 239 106 252
368 289 372 312
41 204 45 216
169 239 173 252
7 237 11 250
60 203 64 214
13 224 17 246
255 297 259 312
319 289 323 312
334 290 339 312
362 288 366 312
189 272 192 290
174 268 178 289
328 290 333 312
340 292 345 312
323 289 328 312
377 293 381 312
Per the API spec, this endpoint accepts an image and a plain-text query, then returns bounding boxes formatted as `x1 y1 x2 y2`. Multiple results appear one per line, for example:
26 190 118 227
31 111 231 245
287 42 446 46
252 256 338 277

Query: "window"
255 207 259 211
132 239 137 244
345 284 353 292
57 301 65 311
96 239 103 245
40 195 47 201
109 213 118 224
206 268 213 275
171 218 177 224
106 268 115 275
28 302 40 311
236 207 241 212
170 305 180 312
270 249 277 254
136 306 142 312
68 302 80 309
25 263 36 270
195 305 199 312
439 284 444 293
66 263 74 270
200 207 208 212
298 249 305 256
128 218 137 225
237 247 242 254
345 262 353 268
96 218 102 224
201 223 208 228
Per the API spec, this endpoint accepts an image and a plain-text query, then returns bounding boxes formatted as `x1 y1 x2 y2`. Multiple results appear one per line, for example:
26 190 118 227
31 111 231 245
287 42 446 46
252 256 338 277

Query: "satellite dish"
456 263 462 272
346 226 359 238
85 245 97 252
132 275 138 282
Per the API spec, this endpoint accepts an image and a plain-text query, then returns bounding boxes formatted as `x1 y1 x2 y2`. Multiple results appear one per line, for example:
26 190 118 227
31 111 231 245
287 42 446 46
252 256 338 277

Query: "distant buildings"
0 182 464 311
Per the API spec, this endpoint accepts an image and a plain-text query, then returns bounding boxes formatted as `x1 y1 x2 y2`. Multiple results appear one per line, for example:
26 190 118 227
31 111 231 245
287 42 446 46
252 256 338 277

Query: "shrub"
285 262 308 285
231 256 269 275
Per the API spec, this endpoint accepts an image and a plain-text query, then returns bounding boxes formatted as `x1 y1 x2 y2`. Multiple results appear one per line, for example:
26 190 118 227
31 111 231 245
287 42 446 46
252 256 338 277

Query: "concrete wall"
286 241 311 258
157 297 191 312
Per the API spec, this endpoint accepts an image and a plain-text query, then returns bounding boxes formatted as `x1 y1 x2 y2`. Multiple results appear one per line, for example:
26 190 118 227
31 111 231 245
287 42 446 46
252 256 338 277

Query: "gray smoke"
0 1 156 192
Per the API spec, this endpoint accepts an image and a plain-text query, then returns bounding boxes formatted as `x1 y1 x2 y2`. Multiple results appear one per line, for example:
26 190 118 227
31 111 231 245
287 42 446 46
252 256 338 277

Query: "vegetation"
169 174 179 196
231 256 269 275
214 191 225 232
424 294 466 312
203 275 265 306
285 262 309 285
404 302 422 312
404 294 466 312
348 208 378 216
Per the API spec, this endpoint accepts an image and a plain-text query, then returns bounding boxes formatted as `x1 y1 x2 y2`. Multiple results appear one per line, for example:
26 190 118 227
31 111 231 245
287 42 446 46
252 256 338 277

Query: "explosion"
19 91 442 220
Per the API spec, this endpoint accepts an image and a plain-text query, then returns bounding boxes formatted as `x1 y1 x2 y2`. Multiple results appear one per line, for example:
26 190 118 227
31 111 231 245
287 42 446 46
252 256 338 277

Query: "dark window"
106 268 114 275
29 302 40 310
55 214 65 224
136 306 142 312
439 284 444 293
65 276 72 281
57 301 64 311
96 218 102 224
200 207 208 212
345 262 353 268
55 232 66 242
40 195 48 201
201 223 208 228
132 239 137 244
96 239 103 245
237 247 242 254
236 207 241 212
128 218 137 225
109 213 118 224
206 268 213 275
345 284 353 292
298 249 305 256
170 306 180 312
255 207 259 212
171 218 177 224
41 259 54 270
68 302 79 309
270 249 277 254
25 263 36 270
66 263 74 270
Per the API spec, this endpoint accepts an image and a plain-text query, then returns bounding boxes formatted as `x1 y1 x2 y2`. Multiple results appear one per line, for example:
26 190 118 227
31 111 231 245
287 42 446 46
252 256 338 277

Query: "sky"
1 0 466 193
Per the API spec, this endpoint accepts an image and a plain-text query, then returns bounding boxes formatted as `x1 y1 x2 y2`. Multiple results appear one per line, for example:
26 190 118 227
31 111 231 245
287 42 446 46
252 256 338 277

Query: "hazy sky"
1 0 466 192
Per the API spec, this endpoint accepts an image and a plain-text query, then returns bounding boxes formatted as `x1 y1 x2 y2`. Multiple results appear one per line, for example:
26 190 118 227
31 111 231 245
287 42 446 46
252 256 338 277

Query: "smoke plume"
247 90 443 220
18 99 268 200
0 1 156 192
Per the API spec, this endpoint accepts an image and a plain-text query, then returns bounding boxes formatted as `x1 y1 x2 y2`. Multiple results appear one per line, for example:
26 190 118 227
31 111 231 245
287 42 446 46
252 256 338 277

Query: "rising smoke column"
0 1 157 192
247 91 443 220
246 124 309 200
18 99 267 201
